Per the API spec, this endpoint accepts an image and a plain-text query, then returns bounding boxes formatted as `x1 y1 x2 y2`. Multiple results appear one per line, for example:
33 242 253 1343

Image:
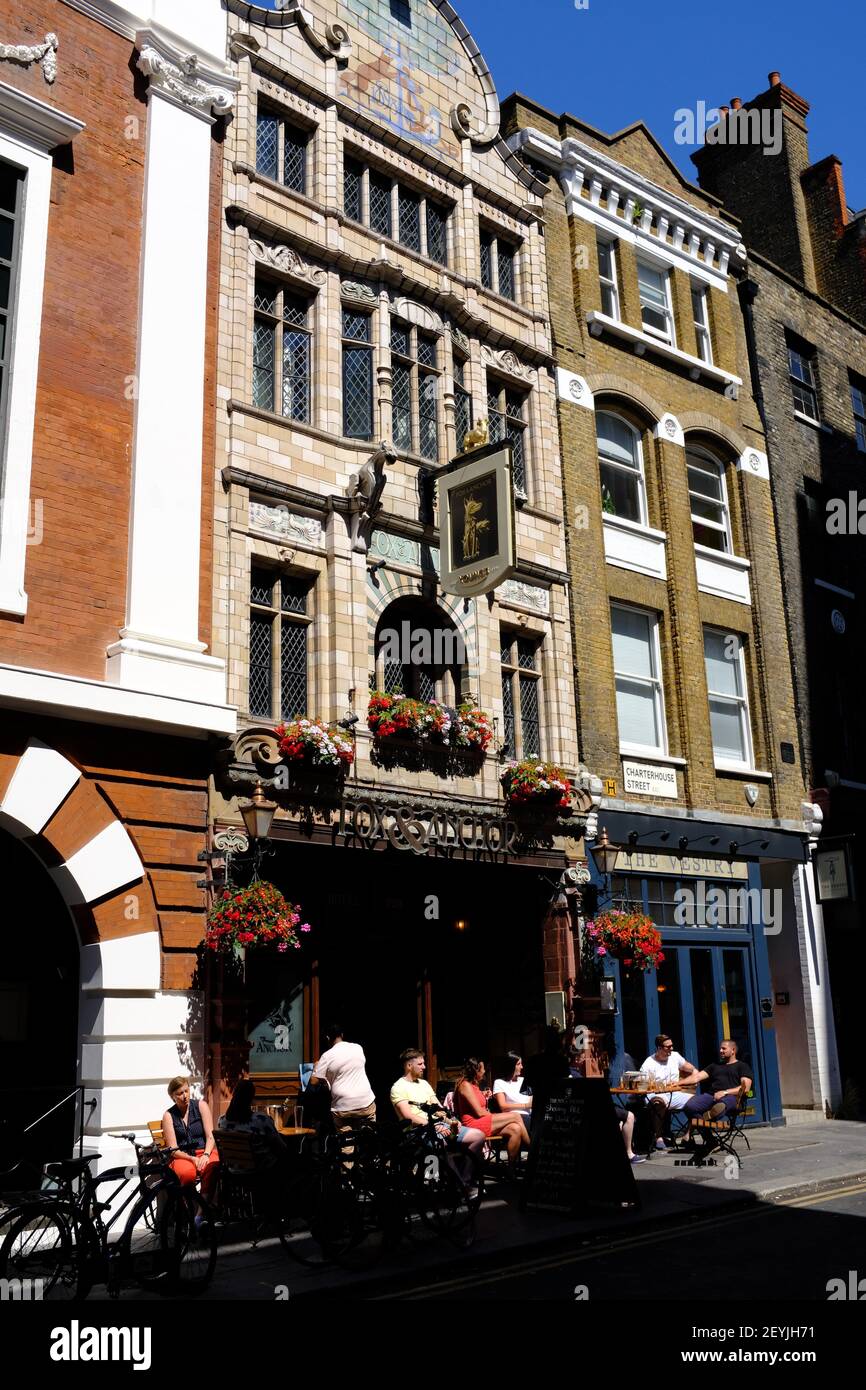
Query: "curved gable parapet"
230 0 542 193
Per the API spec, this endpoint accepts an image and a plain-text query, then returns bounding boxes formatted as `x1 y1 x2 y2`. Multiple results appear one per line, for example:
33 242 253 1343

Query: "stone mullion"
613 237 642 333
672 268 698 358
375 289 392 443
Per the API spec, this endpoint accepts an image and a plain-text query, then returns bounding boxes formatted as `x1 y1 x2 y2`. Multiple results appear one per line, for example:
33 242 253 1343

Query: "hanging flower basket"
367 693 493 751
203 881 311 959
275 718 354 768
500 759 572 812
586 909 664 974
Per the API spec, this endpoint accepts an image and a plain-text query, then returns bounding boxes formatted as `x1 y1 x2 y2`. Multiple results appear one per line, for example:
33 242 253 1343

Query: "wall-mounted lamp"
589 826 619 881
240 780 277 842
678 836 689 852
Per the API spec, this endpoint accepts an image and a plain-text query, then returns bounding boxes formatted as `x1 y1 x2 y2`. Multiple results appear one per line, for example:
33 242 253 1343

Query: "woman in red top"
453 1058 530 1174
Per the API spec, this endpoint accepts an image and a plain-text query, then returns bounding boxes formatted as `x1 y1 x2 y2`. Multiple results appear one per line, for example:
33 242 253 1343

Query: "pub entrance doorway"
256 837 552 1106
0 829 79 1188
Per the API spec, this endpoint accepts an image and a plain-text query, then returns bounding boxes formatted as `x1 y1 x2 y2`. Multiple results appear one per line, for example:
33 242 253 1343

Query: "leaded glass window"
454 355 472 452
256 107 309 193
249 568 313 719
426 201 448 266
344 156 363 223
398 187 421 253
388 322 441 461
479 225 518 301
370 171 392 238
500 631 543 760
253 278 311 422
342 309 374 439
487 376 529 495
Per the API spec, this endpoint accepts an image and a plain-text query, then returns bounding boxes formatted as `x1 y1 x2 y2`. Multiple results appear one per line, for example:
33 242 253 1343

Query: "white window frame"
597 411 647 526
597 236 619 319
0 91 82 617
691 282 712 364
637 257 675 345
686 446 732 555
611 602 668 757
703 627 754 769
788 341 819 422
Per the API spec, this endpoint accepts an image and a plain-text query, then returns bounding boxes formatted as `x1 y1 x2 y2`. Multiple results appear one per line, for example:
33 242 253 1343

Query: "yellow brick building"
502 95 839 1116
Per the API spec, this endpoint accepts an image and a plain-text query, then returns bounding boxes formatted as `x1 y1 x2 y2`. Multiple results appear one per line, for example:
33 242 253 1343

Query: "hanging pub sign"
814 845 852 902
438 441 516 597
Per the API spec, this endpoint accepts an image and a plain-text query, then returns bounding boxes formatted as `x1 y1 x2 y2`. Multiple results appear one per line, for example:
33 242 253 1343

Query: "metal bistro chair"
674 1082 752 1167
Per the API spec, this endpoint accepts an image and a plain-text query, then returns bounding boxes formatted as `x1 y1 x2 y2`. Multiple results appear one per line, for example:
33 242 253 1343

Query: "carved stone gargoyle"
347 440 396 553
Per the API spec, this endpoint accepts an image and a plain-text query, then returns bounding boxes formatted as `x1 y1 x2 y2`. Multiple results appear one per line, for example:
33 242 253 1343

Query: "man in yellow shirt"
391 1049 484 1155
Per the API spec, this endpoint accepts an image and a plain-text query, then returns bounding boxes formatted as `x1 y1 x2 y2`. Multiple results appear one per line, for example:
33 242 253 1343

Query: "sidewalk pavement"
102 1114 866 1300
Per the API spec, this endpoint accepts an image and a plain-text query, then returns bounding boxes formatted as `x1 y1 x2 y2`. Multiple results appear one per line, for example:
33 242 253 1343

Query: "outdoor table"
274 1123 316 1138
610 1083 697 1158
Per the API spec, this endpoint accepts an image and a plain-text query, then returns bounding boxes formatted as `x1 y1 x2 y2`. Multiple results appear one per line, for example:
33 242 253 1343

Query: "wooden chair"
674 1082 752 1167
147 1121 166 1149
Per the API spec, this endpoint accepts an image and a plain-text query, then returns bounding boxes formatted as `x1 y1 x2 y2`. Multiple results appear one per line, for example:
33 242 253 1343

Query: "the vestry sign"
438 443 516 597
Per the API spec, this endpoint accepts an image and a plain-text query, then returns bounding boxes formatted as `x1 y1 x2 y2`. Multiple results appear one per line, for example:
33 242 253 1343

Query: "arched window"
597 411 646 524
373 598 466 706
686 446 732 553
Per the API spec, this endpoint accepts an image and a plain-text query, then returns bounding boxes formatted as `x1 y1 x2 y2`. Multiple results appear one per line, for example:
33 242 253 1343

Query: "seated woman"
492 1052 533 1125
162 1075 219 1201
219 1079 287 1168
453 1058 530 1176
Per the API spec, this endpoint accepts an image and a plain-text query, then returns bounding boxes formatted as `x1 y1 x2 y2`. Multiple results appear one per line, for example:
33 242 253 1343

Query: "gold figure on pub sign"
462 492 490 562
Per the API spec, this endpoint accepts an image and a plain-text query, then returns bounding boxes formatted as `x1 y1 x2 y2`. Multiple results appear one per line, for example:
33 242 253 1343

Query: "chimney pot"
768 71 781 86
731 97 742 110
720 105 729 116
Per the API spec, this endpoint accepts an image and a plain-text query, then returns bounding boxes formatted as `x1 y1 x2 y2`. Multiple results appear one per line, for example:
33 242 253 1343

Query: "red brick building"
0 1 236 1174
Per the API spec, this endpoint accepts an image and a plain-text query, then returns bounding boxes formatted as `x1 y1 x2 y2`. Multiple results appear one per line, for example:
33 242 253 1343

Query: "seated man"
640 1034 701 1152
683 1039 753 1122
390 1048 485 1158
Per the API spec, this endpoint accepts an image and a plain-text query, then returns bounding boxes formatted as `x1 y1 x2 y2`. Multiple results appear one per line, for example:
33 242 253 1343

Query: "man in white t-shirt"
309 1023 376 1133
640 1034 700 1152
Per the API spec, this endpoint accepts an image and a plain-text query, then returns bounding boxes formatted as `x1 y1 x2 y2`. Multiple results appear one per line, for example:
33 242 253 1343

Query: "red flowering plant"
454 702 494 751
500 758 572 811
274 717 354 768
585 909 664 974
367 693 428 739
203 881 311 959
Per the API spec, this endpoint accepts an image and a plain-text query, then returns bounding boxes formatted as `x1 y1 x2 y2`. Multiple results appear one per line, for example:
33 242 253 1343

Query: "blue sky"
260 0 866 209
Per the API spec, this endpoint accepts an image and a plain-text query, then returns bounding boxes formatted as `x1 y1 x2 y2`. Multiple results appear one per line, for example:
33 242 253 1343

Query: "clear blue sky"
260 0 866 209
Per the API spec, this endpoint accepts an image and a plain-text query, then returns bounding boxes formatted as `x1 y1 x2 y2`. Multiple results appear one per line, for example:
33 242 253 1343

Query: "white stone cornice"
0 32 58 83
0 78 84 149
135 29 238 123
507 126 745 288
250 238 327 288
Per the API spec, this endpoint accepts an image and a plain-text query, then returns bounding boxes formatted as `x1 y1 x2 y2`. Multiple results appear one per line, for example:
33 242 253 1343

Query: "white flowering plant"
275 718 355 768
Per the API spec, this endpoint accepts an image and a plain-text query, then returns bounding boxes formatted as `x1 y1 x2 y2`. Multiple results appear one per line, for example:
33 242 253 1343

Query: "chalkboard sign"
522 1079 639 1214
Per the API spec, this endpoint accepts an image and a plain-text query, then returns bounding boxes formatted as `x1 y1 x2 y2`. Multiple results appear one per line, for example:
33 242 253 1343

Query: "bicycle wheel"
0 1203 82 1301
416 1147 482 1240
126 1186 216 1295
277 1169 362 1267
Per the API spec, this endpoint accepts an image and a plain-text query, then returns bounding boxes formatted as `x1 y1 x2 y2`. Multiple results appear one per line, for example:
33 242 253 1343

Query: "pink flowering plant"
454 702 494 751
204 881 311 958
367 693 492 751
586 910 664 974
275 718 354 768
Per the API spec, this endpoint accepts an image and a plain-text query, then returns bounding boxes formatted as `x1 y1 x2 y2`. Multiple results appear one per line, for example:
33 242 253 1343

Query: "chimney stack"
768 71 781 87
731 97 742 110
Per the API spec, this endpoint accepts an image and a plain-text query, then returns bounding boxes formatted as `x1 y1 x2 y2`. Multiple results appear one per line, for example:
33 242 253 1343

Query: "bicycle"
0 1133 217 1300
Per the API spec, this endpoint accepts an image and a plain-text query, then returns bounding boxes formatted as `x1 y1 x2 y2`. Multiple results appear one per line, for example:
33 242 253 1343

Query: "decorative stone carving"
250 239 327 287
481 344 533 382
275 0 352 66
498 580 550 614
391 298 444 334
234 725 282 769
341 279 377 305
462 419 489 452
653 413 685 447
744 784 759 806
136 42 235 118
449 325 471 356
449 101 498 146
556 368 593 410
736 447 770 480
0 31 57 83
347 442 396 553
249 501 323 545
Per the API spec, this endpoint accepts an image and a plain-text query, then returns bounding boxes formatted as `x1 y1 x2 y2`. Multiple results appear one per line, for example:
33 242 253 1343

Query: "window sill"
793 409 828 432
603 513 667 544
713 762 773 781
586 311 742 391
620 748 687 767
694 543 750 570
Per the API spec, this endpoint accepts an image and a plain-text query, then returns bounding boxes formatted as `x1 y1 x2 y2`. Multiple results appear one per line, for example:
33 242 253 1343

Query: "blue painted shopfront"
588 854 784 1124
